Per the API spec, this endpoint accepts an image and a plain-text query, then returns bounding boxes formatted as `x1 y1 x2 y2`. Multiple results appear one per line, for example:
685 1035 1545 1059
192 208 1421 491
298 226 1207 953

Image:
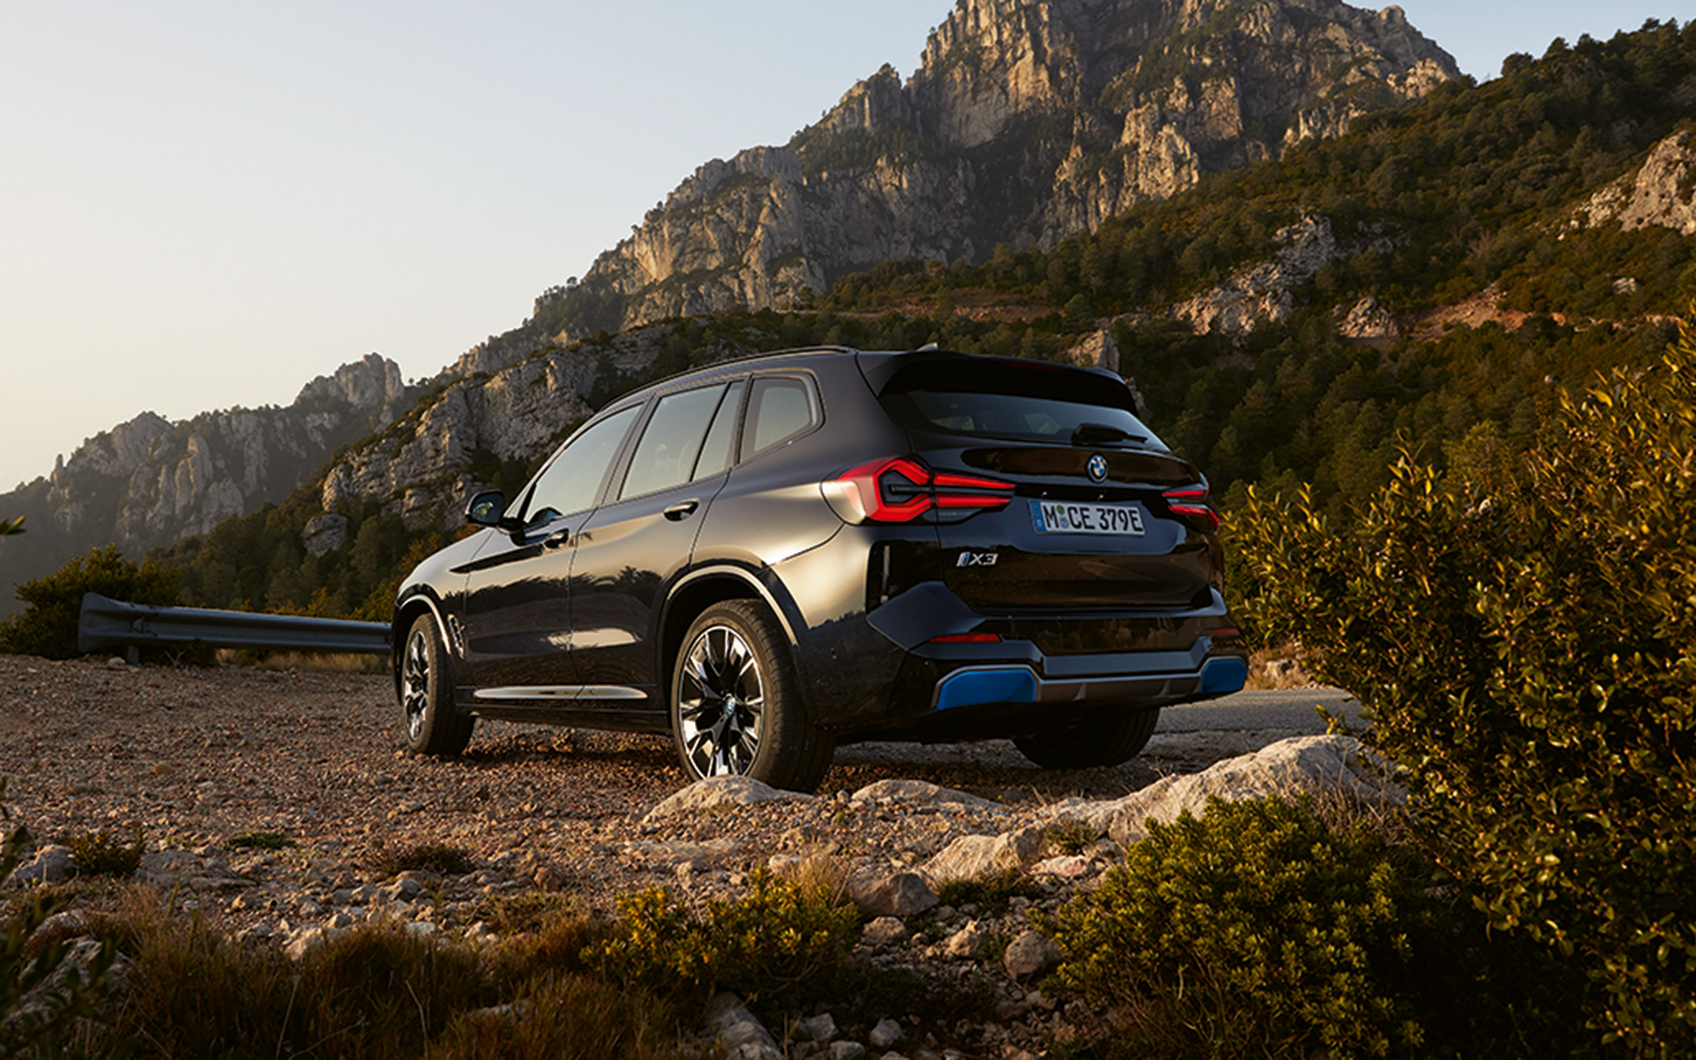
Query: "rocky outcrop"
1574 129 1696 236
1173 213 1341 333
546 0 1458 339
0 353 412 611
317 328 672 532
1167 213 1404 336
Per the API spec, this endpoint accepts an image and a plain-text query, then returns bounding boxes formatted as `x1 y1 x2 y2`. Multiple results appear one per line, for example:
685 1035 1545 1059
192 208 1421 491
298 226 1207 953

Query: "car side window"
617 384 725 501
740 376 817 460
521 405 640 528
691 379 745 481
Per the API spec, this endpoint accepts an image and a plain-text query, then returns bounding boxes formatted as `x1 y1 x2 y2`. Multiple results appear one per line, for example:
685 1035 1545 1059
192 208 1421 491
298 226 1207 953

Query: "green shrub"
933 868 1043 912
0 544 181 660
1042 795 1467 1058
367 840 475 878
591 867 858 1008
68 827 145 878
224 830 293 852
1235 323 1696 1052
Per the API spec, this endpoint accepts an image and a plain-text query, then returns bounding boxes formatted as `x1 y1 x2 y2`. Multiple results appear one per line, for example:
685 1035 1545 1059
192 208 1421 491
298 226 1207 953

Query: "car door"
567 380 744 699
459 403 642 697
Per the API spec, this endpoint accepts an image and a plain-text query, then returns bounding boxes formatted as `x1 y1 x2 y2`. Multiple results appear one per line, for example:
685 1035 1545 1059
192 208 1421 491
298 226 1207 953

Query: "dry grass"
32 885 686 1060
1244 643 1315 690
767 850 853 910
214 649 387 674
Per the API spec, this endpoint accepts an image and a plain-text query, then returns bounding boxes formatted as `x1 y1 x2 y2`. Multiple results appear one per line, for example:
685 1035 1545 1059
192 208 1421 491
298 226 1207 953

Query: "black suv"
391 346 1246 792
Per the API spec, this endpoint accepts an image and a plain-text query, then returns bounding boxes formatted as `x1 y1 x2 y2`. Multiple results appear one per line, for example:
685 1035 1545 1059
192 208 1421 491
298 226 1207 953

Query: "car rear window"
878 358 1159 447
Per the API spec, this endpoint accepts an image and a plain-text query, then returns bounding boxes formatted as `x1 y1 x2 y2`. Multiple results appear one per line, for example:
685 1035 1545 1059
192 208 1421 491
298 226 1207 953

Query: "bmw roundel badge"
1086 453 1109 483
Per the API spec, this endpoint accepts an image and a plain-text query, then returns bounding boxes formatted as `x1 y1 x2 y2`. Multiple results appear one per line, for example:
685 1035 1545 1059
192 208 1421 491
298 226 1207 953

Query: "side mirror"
465 490 509 528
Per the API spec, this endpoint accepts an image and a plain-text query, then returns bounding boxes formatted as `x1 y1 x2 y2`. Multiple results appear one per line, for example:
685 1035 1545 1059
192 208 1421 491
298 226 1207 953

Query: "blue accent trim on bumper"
1199 656 1248 695
935 667 1038 710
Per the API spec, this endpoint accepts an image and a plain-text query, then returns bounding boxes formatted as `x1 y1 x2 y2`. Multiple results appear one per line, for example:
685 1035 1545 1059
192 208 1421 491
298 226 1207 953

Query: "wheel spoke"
682 652 712 693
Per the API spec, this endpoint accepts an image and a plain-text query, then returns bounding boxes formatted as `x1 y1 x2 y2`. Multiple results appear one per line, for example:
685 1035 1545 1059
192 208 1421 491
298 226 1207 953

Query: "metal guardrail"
77 593 391 660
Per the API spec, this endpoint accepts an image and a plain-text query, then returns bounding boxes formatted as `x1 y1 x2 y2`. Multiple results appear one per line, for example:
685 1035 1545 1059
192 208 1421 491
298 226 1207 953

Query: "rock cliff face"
548 0 1457 340
0 354 411 612
1169 212 1400 335
320 339 647 533
319 327 727 536
1574 130 1696 236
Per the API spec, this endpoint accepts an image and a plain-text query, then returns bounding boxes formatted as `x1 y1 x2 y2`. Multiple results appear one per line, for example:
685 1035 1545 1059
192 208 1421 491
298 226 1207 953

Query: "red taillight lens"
1164 483 1222 532
927 633 1003 644
831 457 1014 523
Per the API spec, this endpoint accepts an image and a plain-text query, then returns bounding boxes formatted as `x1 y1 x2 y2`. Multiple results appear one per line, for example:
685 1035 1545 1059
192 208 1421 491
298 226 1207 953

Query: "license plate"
1029 500 1145 536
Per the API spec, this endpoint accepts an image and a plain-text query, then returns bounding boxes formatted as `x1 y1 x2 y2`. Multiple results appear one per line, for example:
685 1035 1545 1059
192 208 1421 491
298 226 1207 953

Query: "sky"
0 1 1684 492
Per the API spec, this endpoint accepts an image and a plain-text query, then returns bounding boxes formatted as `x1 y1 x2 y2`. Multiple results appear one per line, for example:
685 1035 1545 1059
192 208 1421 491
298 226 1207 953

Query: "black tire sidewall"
402 613 473 756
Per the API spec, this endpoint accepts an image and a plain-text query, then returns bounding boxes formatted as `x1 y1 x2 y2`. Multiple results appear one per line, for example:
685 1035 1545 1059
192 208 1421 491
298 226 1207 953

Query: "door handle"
543 529 572 549
663 500 700 522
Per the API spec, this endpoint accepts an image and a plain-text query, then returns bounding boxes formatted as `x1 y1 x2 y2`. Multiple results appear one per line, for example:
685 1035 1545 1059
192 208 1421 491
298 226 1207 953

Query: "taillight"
1164 483 1222 532
829 457 1015 523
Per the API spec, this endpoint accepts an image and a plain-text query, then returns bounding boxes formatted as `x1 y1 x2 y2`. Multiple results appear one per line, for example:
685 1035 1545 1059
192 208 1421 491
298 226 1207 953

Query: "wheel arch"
391 590 452 701
660 566 799 705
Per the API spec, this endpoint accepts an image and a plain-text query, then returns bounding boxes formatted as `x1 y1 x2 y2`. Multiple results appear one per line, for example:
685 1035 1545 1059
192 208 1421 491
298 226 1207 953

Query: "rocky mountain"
0 354 413 614
540 0 1457 342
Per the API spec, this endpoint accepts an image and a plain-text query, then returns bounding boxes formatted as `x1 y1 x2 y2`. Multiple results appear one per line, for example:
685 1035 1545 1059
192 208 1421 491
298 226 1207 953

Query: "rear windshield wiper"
1071 422 1146 446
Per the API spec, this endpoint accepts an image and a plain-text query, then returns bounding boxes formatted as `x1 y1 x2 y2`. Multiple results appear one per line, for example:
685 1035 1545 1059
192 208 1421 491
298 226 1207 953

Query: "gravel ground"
0 653 1296 883
0 652 1318 1058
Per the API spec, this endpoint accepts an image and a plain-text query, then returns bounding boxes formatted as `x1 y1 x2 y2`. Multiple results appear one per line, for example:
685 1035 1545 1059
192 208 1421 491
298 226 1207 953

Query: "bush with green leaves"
67 827 145 879
1039 795 1513 1058
1234 323 1696 1052
0 544 181 660
591 867 858 1009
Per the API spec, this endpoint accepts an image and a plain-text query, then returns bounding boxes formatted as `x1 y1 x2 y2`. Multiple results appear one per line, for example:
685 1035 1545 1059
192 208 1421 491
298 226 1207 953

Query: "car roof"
602 344 1127 411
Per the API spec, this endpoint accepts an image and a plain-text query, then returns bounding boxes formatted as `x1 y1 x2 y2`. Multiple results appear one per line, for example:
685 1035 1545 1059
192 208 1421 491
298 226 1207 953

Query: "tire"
670 600 834 793
399 613 474 756
1013 708 1159 769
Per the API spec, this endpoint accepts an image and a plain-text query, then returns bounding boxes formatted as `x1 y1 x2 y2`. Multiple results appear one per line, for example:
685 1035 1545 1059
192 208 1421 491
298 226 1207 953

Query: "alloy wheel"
401 627 431 743
676 623 765 777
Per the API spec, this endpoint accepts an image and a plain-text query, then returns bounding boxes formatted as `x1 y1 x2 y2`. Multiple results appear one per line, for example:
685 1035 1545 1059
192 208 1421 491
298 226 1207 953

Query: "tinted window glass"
741 377 815 459
522 405 639 527
691 380 745 481
879 359 1160 448
618 385 724 500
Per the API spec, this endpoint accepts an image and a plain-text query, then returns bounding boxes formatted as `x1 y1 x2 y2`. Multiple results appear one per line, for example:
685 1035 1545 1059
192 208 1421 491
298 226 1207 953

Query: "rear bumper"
817 580 1246 740
934 648 1248 712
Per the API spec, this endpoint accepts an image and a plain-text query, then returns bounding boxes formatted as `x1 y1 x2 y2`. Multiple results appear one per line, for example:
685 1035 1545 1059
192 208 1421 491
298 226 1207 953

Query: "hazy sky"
0 1 1682 491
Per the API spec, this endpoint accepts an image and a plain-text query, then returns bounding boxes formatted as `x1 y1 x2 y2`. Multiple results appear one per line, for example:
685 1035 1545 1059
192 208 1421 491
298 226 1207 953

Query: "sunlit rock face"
1 354 412 609
1575 129 1696 237
545 0 1457 339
